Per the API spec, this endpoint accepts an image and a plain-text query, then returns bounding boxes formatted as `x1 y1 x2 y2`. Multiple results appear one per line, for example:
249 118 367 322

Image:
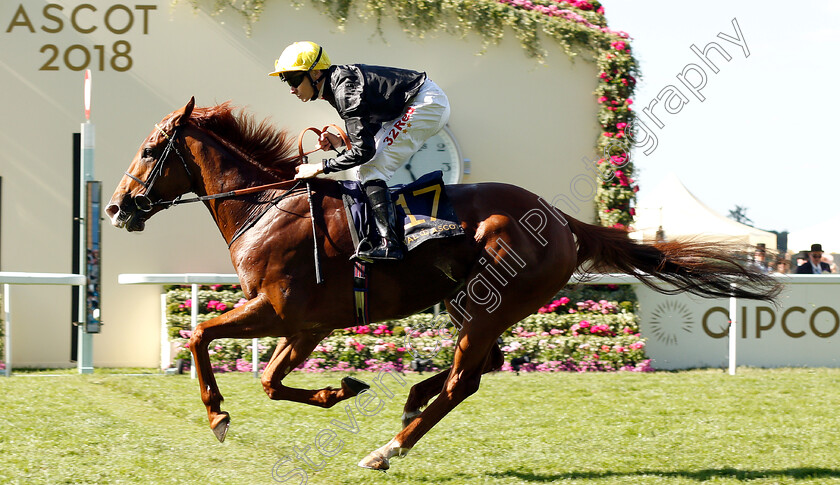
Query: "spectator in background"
796 243 832 274
773 257 790 275
748 243 770 274
823 253 837 273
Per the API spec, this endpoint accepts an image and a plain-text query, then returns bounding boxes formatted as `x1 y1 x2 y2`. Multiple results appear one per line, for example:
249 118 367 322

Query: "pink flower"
601 345 611 352
598 96 608 103
630 342 645 350
616 122 627 130
615 170 630 187
234 298 247 308
216 303 227 312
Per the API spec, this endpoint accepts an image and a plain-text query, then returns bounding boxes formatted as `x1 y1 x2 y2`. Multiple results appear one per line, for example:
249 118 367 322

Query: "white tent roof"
787 214 840 255
630 173 777 249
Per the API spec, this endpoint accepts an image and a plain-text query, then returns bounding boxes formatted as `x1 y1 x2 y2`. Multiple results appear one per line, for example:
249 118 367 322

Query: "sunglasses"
281 71 308 88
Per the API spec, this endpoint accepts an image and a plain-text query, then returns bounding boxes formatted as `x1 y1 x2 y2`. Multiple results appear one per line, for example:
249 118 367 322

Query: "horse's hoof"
342 376 371 396
358 452 390 470
212 416 230 443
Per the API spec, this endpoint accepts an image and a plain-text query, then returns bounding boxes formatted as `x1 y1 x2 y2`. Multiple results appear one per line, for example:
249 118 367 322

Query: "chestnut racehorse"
106 98 780 470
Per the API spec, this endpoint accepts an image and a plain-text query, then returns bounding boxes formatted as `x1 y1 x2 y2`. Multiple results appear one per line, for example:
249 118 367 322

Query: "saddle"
339 170 465 254
340 171 465 326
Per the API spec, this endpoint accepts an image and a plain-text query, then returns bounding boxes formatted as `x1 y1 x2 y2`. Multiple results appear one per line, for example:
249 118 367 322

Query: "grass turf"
2 368 840 484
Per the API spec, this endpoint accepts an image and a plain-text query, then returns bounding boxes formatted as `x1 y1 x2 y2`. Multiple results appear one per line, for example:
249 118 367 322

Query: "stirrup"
351 237 376 263
355 241 404 262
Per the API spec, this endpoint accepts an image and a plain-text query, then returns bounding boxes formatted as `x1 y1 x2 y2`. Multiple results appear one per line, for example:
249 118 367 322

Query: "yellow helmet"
268 41 331 76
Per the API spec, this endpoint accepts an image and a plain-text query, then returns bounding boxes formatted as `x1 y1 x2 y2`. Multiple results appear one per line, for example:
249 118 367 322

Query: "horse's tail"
563 214 782 302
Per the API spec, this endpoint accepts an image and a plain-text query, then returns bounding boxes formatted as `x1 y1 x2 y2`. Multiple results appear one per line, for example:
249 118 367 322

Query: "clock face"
389 126 463 186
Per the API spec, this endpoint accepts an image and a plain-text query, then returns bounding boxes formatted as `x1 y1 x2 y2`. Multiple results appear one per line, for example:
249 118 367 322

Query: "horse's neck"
187 132 288 245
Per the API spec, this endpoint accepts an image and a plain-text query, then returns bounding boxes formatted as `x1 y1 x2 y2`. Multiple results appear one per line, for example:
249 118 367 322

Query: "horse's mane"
175 102 298 178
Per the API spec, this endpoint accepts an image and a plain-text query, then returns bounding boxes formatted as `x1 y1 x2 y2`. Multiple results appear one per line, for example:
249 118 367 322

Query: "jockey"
269 41 451 262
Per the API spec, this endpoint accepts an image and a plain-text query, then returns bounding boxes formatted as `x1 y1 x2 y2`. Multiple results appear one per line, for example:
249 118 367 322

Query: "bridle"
123 121 350 248
125 123 193 213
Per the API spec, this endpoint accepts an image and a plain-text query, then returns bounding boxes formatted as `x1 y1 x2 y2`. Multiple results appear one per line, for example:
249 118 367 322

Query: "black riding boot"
357 180 404 261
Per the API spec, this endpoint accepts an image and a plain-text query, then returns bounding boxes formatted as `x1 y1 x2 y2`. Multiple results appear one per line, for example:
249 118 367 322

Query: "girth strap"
353 261 370 326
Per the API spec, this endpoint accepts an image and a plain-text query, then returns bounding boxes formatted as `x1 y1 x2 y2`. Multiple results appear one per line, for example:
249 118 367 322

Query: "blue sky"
603 1 839 234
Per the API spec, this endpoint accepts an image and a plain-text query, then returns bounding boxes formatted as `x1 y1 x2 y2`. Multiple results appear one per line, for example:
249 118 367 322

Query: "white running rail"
117 274 254 379
1 272 86 377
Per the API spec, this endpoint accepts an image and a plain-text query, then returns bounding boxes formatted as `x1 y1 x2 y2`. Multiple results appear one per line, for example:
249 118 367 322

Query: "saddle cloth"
339 170 465 253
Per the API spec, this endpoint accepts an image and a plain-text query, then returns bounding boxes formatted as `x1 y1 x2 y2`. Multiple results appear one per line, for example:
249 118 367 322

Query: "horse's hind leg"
401 343 503 428
261 333 370 407
360 320 502 469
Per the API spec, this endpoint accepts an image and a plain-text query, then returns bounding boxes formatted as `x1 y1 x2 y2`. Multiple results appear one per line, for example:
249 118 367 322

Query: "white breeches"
357 79 451 184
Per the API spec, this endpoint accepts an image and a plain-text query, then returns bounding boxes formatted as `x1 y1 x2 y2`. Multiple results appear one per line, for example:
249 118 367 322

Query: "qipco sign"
5 3 157 72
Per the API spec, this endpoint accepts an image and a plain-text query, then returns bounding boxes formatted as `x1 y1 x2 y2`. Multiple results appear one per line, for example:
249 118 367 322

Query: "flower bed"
166 284 651 373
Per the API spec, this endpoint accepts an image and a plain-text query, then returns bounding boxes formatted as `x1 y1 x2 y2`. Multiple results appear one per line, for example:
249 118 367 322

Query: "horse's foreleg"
261 333 370 407
189 293 276 442
401 343 503 428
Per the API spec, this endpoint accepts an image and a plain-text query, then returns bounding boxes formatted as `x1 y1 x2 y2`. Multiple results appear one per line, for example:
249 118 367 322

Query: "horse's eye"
142 147 154 159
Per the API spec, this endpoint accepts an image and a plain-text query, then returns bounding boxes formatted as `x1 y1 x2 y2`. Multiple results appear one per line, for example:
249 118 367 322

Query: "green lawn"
3 368 840 484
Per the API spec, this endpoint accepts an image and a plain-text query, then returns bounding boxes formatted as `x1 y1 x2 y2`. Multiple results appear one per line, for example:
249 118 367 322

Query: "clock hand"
404 163 418 182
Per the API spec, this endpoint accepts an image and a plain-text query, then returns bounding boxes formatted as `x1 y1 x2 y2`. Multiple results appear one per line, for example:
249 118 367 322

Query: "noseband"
124 123 192 212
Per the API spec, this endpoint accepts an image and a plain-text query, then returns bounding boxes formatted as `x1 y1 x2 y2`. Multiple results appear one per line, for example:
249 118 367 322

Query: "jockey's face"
289 71 319 102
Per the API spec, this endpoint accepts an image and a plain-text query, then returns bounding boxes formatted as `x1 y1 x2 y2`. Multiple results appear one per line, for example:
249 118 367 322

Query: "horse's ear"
181 96 195 124
172 96 195 126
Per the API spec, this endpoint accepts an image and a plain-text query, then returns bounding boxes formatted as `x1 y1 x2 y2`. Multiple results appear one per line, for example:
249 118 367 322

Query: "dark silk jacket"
320 64 426 174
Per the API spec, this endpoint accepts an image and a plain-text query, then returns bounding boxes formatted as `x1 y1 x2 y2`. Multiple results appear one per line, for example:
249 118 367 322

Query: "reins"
275 123 352 165
152 124 351 210
138 122 352 259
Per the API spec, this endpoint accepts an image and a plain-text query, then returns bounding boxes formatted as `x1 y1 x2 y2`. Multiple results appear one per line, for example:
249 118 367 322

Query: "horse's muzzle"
105 196 147 232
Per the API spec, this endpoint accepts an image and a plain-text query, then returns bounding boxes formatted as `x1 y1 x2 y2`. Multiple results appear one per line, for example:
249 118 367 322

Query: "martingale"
340 170 465 252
